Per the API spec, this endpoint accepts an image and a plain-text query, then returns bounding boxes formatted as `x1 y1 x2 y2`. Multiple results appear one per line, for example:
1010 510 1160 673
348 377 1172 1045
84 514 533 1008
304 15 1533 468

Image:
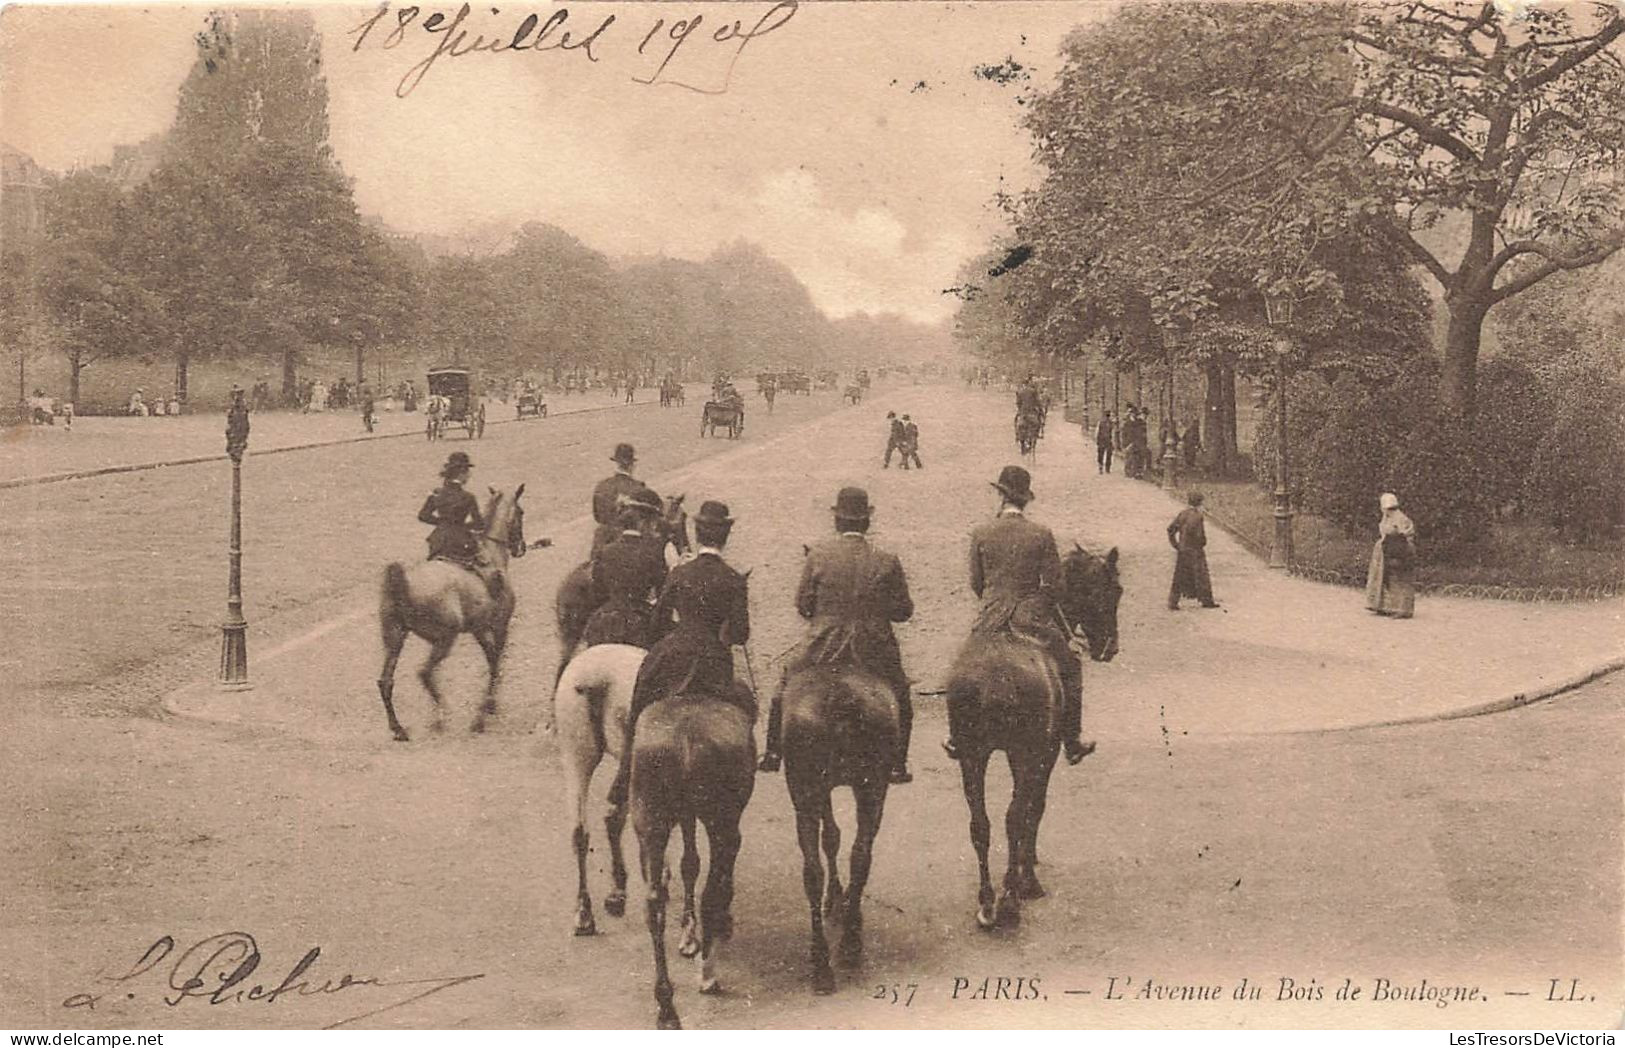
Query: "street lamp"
1160 325 1180 491
1263 292 1295 569
220 387 251 689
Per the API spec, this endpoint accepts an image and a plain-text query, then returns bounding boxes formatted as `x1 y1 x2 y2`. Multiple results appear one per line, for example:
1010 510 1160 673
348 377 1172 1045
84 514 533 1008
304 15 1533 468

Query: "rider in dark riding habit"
944 465 1095 766
419 452 503 598
607 500 754 809
580 488 668 649
592 443 658 557
758 486 916 783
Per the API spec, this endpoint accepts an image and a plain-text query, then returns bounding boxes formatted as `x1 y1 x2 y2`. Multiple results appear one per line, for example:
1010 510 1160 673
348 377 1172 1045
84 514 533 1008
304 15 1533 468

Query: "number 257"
872 983 919 1006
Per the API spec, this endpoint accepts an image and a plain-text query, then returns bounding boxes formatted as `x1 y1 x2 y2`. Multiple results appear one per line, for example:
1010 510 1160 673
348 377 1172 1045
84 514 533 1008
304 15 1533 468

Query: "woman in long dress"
1365 492 1417 618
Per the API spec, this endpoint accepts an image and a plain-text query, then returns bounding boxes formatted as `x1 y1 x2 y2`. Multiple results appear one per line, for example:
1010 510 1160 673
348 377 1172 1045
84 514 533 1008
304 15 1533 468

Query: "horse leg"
697 818 741 995
377 623 411 743
604 799 629 918
471 624 506 733
1020 751 1059 900
838 782 886 968
563 733 601 937
417 634 456 733
676 818 702 959
795 806 835 994
996 750 1034 928
820 798 844 920
960 752 997 930
639 821 680 1030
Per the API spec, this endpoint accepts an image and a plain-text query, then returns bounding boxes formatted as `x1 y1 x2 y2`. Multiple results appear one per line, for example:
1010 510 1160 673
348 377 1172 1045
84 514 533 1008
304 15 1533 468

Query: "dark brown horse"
630 691 756 1029
377 486 528 741
779 665 897 994
553 494 690 685
945 545 1120 929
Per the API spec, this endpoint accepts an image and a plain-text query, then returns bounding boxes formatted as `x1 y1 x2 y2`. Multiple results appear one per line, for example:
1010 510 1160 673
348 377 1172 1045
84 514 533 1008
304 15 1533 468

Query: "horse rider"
592 443 656 556
1015 374 1041 421
758 487 916 784
607 500 753 809
418 452 504 598
944 465 1095 766
580 488 668 649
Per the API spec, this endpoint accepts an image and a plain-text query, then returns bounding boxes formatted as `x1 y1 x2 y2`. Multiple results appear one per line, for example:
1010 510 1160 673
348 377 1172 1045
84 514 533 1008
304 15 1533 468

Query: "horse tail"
582 677 609 756
381 562 410 634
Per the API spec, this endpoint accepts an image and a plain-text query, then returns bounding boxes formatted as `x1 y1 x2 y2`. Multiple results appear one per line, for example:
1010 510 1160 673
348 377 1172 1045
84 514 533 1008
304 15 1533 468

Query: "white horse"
553 643 710 962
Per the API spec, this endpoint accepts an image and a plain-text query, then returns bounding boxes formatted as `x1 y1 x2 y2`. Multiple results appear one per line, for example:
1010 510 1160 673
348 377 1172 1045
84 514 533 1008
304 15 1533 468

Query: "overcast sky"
0 2 1109 323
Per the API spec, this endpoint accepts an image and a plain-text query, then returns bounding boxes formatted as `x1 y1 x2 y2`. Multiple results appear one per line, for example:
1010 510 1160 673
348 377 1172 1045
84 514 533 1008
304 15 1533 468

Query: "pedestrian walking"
1167 491 1219 609
883 411 904 468
1095 411 1115 474
902 414 923 470
1365 492 1417 618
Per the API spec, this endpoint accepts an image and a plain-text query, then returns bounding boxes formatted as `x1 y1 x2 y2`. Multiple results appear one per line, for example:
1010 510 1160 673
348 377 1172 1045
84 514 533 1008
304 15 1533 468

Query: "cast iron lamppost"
220 386 251 689
1264 291 1295 569
1161 325 1180 491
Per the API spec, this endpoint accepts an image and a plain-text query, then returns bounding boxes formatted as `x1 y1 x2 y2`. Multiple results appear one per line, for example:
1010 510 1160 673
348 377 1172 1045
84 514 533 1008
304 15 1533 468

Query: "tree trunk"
1441 299 1486 420
282 346 299 405
69 349 83 408
174 352 189 407
1202 359 1239 474
354 343 365 388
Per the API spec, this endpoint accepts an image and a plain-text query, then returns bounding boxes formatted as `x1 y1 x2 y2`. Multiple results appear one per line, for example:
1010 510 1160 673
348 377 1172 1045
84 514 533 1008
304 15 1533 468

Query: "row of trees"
6 11 944 413
957 1 1625 549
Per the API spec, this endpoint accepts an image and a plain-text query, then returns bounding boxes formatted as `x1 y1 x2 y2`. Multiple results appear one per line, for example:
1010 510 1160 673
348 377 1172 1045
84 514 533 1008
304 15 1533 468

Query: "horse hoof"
657 1014 683 1031
699 977 723 996
604 892 627 918
812 966 836 995
391 729 410 743
574 913 597 937
996 894 1022 928
975 905 997 931
678 935 700 960
1020 876 1047 900
470 720 486 735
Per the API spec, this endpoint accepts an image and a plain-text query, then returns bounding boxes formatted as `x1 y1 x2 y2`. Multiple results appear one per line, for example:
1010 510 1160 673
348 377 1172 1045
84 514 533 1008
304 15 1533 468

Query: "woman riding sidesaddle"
419 452 503 598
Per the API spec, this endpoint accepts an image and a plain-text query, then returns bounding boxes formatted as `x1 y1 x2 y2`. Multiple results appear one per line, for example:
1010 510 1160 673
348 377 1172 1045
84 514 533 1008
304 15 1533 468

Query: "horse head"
1061 543 1121 662
484 484 528 560
660 493 691 556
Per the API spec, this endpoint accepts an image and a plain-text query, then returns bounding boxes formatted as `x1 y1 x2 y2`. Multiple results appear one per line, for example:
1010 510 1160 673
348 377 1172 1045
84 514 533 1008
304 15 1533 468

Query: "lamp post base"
220 621 251 691
1268 488 1294 569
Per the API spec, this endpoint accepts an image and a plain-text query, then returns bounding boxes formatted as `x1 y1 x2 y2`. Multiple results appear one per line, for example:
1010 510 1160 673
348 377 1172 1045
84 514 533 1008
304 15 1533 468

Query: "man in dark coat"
758 487 916 783
418 452 503 597
1167 491 1219 609
946 466 1094 765
581 490 668 648
1095 411 1115 474
901 415 923 470
591 443 656 556
883 412 905 468
607 500 753 808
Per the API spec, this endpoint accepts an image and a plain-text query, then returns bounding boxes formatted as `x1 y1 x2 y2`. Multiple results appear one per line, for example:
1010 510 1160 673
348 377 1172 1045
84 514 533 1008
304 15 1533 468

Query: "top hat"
831 486 872 520
694 500 734 526
886 411 896 419
611 443 637 467
991 465 1035 505
441 451 474 476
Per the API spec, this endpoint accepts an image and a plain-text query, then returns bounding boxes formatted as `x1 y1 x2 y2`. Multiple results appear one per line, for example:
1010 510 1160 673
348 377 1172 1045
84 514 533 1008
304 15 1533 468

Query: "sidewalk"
165 386 1625 744
0 389 670 487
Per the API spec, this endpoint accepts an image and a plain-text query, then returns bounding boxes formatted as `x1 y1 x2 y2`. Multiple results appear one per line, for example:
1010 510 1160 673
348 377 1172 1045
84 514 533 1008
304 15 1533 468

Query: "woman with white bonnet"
1365 492 1417 618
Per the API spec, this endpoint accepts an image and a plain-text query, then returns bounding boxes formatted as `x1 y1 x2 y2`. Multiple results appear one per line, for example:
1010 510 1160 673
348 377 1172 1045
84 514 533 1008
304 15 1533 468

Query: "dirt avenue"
4 382 1620 1030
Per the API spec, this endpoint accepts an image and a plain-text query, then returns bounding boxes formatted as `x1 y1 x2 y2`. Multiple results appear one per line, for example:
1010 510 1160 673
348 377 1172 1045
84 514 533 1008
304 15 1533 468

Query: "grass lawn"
1180 475 1625 594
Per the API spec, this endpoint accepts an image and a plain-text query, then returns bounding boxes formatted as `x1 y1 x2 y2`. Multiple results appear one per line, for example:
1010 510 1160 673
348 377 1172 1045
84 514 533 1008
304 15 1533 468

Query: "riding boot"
757 675 785 772
1057 653 1095 765
889 684 913 784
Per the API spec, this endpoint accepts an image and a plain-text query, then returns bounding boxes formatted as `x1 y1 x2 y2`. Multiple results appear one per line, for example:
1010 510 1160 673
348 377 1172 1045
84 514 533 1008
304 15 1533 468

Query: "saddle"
429 553 505 598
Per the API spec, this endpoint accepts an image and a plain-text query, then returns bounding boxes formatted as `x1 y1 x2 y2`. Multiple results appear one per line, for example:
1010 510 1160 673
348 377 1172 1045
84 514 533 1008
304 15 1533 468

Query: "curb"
0 397 661 492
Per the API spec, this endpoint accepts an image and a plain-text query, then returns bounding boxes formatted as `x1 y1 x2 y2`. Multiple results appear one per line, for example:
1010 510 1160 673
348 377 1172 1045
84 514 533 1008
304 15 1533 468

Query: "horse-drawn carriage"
515 387 547 419
425 367 486 440
659 378 685 407
779 371 811 396
842 384 863 405
702 396 744 438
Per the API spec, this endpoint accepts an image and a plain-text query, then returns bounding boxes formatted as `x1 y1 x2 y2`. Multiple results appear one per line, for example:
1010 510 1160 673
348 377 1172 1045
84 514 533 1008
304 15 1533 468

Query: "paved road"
4 382 1620 1030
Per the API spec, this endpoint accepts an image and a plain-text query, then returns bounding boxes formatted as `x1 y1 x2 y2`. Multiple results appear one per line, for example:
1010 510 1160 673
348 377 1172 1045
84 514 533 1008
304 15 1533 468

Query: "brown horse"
630 691 756 1030
780 665 897 994
552 494 689 685
376 486 528 741
945 545 1120 929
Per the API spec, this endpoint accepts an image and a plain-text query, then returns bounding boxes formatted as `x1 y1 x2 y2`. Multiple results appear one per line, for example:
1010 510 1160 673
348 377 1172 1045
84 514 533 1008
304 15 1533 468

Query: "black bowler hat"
991 465 1034 505
611 443 637 467
832 487 872 520
441 451 474 477
695 500 733 526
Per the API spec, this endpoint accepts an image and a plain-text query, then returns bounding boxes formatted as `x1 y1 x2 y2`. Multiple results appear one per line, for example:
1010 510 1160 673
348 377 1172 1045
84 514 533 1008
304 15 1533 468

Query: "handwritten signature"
62 933 484 1029
349 2 798 99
